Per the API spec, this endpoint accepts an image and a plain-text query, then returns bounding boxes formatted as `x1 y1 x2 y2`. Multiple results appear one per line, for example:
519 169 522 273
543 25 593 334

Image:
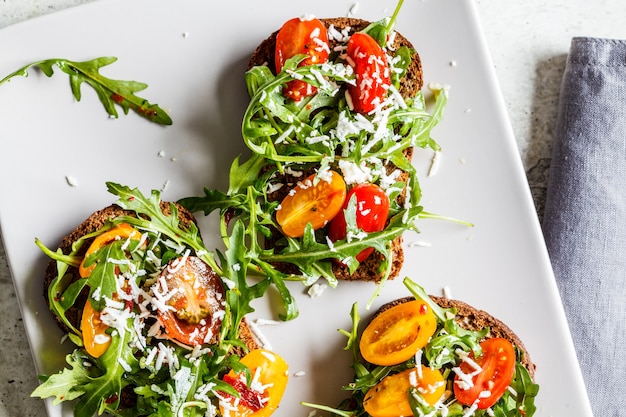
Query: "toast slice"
248 17 424 283
43 203 259 354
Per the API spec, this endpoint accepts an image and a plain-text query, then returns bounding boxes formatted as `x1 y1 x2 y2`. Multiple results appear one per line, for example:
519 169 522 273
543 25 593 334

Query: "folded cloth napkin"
543 37 626 416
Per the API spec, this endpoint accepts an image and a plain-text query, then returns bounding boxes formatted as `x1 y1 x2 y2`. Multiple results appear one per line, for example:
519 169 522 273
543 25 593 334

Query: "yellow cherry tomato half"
363 366 446 417
79 223 141 278
219 349 289 417
275 170 347 238
360 300 438 366
80 299 111 358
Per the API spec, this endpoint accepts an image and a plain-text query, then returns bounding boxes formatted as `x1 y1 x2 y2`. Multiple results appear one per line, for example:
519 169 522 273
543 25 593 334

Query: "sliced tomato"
360 300 437 366
156 256 225 346
346 32 391 114
327 183 390 262
80 299 111 358
219 349 289 417
275 16 329 101
363 366 446 417
275 170 347 238
453 337 516 409
79 223 141 278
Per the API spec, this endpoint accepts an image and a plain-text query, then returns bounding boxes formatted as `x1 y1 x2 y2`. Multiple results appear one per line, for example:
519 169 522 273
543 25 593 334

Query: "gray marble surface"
1 0 626 416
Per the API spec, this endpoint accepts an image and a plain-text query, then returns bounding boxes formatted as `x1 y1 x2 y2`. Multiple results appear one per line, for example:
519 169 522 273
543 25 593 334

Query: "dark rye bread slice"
376 296 536 378
249 17 422 282
43 203 259 353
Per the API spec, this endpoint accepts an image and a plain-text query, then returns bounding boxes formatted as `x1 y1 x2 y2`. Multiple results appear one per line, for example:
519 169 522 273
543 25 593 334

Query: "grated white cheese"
118 357 132 373
338 159 372 185
409 240 432 248
246 319 273 350
307 283 328 298
254 318 281 326
428 151 442 177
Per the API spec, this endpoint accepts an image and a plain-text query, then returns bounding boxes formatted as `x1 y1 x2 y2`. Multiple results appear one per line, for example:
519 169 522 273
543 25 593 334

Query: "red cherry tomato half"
156 256 225 346
327 183 390 262
346 32 391 114
275 170 347 238
275 16 330 101
453 338 516 409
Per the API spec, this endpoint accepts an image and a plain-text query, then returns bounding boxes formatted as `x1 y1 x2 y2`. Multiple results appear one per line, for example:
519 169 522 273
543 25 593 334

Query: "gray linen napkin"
543 37 626 416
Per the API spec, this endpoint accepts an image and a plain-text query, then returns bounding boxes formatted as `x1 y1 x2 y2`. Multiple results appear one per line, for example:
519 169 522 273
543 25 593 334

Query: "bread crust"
376 296 536 379
42 203 259 352
251 17 423 283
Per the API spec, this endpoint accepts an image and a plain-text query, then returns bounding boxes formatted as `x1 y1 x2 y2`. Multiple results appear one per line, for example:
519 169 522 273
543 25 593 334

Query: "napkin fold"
543 37 626 416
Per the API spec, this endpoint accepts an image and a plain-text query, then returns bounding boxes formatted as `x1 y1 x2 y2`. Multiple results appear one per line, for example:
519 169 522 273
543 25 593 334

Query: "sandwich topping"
32 183 288 417
304 278 540 417
181 1 459 317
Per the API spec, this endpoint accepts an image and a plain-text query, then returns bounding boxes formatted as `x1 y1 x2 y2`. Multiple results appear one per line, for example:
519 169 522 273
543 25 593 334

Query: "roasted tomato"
346 32 391 114
275 16 330 101
453 337 516 409
219 349 289 417
360 299 437 366
275 170 347 238
79 223 142 278
155 256 225 346
363 366 446 417
327 183 390 262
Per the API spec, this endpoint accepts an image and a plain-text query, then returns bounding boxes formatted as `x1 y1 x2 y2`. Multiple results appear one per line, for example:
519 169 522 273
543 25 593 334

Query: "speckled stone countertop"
1 1 625 416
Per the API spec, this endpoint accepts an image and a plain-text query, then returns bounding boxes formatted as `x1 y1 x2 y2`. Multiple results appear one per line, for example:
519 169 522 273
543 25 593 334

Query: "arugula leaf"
0 57 172 125
31 351 90 405
106 182 221 275
222 219 274 338
82 239 138 310
32 319 138 417
76 324 138 416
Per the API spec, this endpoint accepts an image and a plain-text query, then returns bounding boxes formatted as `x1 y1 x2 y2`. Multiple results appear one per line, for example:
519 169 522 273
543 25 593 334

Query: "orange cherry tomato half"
275 170 347 238
275 16 330 101
219 349 289 417
156 256 225 346
360 300 437 366
79 223 141 278
327 183 390 262
346 32 391 114
453 337 516 409
80 299 111 358
363 366 446 417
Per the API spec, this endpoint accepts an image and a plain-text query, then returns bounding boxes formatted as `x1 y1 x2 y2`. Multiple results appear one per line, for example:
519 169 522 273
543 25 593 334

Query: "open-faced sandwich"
31 183 288 417
181 1 453 313
305 277 539 416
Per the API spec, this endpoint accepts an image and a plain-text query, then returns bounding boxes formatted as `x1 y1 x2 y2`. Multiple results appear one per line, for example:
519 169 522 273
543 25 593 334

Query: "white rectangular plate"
0 0 592 416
